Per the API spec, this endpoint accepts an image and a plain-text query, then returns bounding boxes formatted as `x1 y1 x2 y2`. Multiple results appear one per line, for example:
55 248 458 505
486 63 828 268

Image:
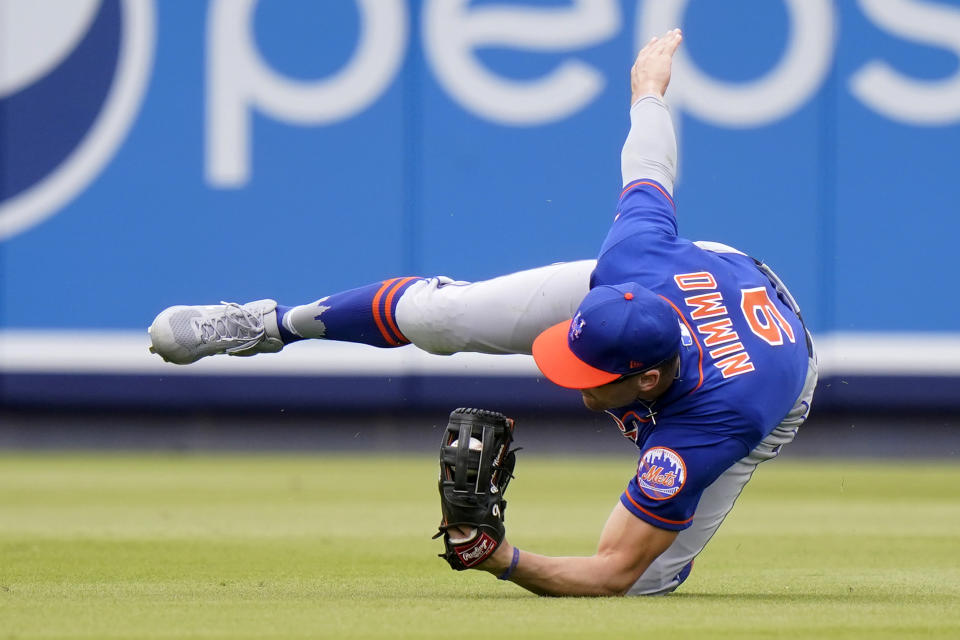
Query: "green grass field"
1 452 958 639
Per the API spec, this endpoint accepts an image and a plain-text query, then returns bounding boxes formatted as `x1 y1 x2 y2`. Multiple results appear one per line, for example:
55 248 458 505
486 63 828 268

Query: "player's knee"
395 277 474 355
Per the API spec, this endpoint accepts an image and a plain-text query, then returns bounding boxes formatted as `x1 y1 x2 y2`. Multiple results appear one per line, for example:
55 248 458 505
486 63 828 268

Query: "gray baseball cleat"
148 299 284 364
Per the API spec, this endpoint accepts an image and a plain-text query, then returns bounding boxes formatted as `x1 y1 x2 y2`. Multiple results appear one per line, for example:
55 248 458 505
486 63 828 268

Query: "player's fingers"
655 29 678 43
650 29 681 58
657 29 680 43
664 28 683 52
636 35 657 59
634 29 678 68
647 32 670 55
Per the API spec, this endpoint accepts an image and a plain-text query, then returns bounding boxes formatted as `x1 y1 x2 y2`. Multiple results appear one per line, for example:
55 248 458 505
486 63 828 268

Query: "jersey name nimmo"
674 270 795 379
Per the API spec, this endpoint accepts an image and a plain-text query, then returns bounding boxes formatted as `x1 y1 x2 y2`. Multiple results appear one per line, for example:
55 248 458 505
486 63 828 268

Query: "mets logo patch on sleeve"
637 447 687 500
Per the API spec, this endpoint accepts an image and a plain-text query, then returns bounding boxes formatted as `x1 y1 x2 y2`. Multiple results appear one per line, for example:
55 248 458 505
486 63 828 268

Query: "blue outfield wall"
2 0 960 410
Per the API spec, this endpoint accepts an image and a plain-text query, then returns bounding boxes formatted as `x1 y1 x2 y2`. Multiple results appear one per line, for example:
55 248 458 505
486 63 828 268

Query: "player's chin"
580 391 607 412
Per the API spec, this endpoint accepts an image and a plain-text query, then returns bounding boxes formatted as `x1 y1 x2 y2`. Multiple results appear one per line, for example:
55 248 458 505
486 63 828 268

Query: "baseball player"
149 29 817 596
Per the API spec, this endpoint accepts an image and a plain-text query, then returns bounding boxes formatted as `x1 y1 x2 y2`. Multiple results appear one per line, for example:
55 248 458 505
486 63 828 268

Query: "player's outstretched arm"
621 29 682 193
436 409 676 597
479 502 677 597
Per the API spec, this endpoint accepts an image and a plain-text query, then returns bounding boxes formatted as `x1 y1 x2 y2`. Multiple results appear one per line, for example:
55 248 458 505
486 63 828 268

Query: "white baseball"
450 437 483 451
446 526 478 544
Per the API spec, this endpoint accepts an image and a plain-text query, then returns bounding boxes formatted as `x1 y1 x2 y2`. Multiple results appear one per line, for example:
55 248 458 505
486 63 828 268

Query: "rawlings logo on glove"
455 532 498 567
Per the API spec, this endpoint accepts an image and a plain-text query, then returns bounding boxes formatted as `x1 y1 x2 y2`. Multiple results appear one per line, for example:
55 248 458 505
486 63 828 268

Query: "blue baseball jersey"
591 179 810 531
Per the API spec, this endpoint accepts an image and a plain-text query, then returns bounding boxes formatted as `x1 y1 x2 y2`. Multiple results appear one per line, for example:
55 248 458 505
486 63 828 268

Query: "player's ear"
637 369 660 392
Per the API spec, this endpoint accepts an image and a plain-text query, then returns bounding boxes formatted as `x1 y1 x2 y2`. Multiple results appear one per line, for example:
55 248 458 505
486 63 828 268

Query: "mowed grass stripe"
0 454 957 639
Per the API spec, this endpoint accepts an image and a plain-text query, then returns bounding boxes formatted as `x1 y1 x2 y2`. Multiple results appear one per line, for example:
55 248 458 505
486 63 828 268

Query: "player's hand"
630 28 682 104
446 524 514 573
447 525 512 572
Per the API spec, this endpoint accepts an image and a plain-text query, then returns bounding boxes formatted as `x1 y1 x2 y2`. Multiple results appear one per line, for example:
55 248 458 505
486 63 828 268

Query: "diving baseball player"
149 29 817 596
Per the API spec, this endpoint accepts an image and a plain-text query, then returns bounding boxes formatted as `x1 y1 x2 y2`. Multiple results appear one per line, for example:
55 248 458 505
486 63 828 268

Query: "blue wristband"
497 547 520 581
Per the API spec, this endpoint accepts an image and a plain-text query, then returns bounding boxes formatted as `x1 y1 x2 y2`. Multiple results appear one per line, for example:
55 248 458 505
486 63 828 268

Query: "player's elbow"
592 557 648 596
602 571 643 596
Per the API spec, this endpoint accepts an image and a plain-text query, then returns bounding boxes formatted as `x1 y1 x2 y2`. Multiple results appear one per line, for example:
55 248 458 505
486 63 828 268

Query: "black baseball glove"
433 407 517 570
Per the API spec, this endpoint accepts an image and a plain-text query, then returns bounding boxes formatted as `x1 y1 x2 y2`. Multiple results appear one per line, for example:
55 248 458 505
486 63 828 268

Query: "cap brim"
532 320 622 390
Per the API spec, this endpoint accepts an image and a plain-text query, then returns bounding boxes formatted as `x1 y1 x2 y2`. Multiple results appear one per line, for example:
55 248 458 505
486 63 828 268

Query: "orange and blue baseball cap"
532 283 681 389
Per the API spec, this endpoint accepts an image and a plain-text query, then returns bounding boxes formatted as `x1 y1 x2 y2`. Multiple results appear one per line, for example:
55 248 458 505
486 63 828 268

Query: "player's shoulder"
691 240 747 256
670 239 764 285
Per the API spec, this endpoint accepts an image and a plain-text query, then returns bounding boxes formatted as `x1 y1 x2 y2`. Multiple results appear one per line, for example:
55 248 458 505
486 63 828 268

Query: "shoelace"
197 302 266 353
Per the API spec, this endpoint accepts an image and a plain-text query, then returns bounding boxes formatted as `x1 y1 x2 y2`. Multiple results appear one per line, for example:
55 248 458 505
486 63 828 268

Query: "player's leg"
148 261 594 364
393 261 594 356
627 354 818 596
